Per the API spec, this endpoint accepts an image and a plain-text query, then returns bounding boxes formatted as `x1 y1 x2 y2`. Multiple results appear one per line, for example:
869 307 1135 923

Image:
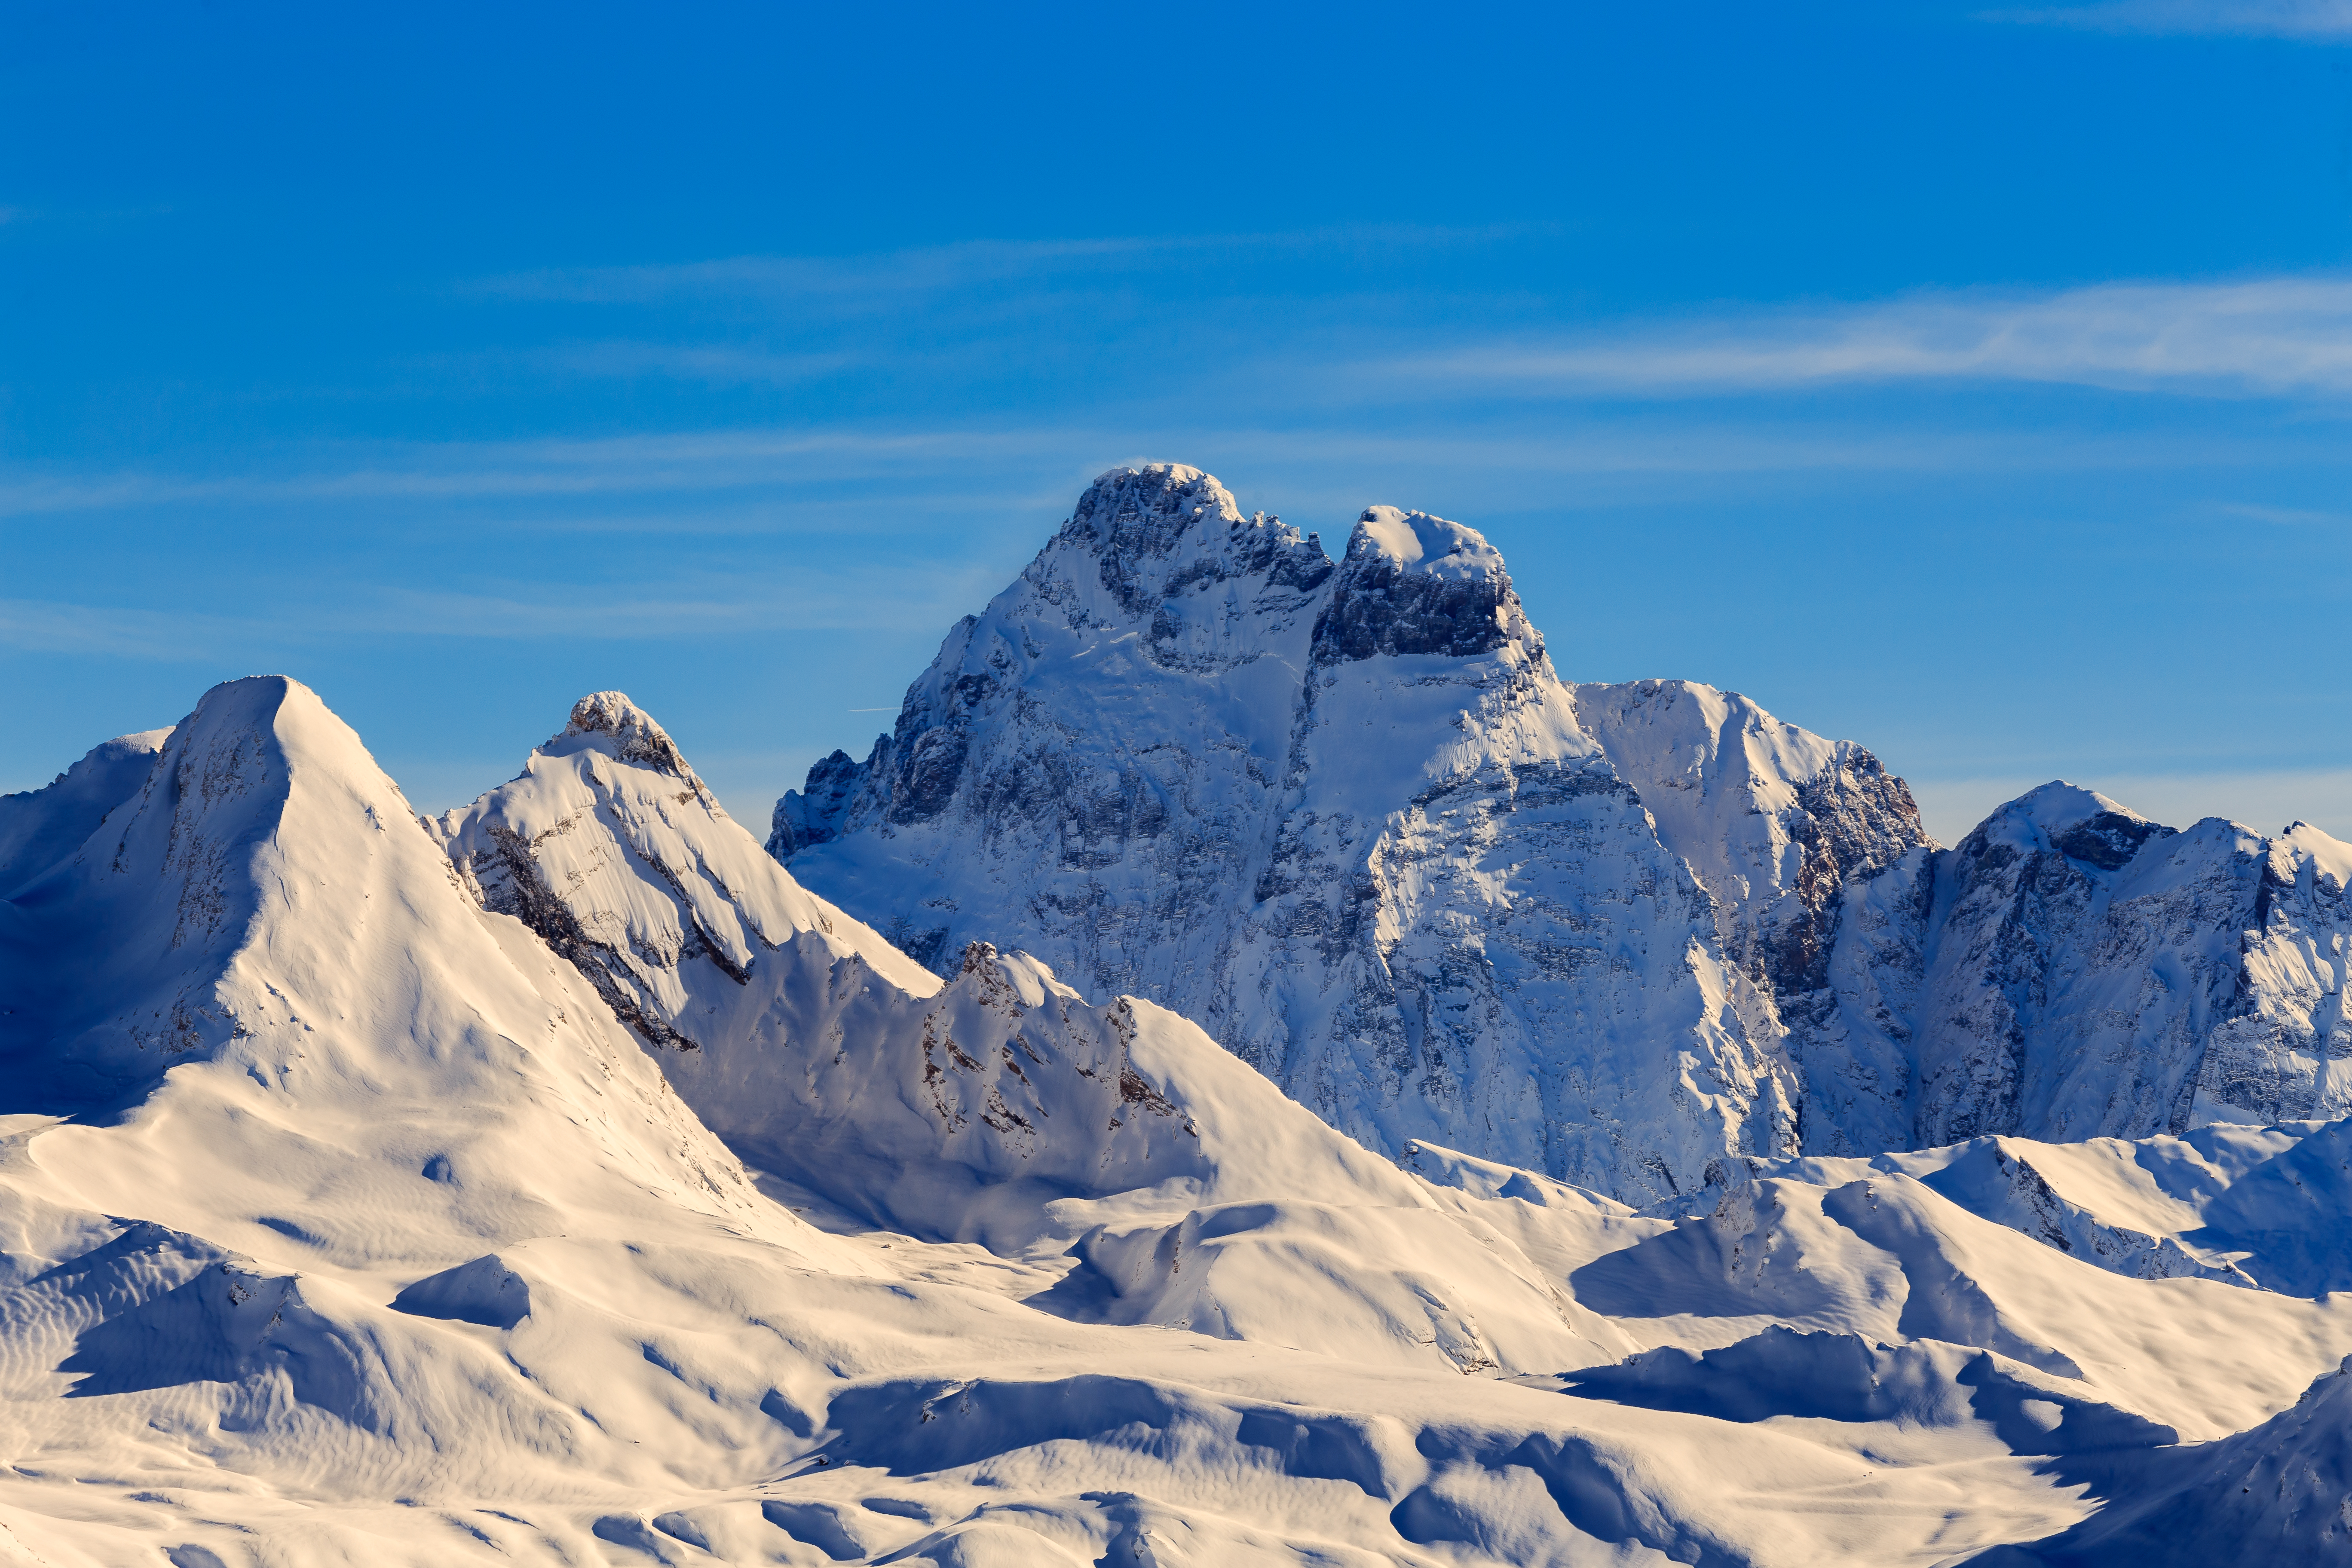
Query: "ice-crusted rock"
769 463 1810 1203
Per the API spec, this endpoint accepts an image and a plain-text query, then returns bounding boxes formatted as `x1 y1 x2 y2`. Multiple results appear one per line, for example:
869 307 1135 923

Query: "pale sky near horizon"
5 2 2350 848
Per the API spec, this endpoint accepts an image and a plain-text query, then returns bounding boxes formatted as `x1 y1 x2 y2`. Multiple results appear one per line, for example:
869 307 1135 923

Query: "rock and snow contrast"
774 464 2352 1209
770 466 1844 1204
3 481 2351 1564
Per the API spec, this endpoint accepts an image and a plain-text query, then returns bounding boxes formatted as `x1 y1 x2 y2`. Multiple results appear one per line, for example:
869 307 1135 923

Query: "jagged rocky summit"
766 465 1928 1202
769 463 2352 1201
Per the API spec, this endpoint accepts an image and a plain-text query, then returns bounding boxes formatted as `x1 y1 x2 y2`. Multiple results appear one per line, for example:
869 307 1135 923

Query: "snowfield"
3 670 2351 1564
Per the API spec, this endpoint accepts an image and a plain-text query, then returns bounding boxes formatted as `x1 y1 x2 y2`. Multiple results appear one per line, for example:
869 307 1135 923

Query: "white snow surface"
9 677 2352 1562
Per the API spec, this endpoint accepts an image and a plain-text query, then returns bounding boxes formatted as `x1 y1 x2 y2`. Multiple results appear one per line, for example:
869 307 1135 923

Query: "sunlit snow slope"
6 678 2352 1566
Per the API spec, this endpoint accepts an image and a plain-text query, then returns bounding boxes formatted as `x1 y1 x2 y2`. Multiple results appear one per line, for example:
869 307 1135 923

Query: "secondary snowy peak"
441 689 940 1051
0 674 808 1283
1567 679 1935 1155
1976 777 2173 870
445 691 1407 1222
772 465 1804 1202
0 726 171 895
1312 505 1532 663
1570 678 1930 997
551 687 703 785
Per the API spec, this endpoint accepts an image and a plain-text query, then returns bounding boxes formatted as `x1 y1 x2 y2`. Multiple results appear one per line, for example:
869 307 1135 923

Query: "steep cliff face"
770 465 1808 1202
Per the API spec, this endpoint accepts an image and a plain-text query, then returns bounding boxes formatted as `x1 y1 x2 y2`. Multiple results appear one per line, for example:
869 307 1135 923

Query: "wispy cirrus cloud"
1982 1 2352 37
0 557 1009 666
471 224 1554 306
1 414 2311 527
1397 276 2352 397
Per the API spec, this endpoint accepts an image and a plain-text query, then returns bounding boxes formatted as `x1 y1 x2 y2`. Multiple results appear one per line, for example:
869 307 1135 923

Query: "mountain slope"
441 689 1642 1374
7 678 2352 1565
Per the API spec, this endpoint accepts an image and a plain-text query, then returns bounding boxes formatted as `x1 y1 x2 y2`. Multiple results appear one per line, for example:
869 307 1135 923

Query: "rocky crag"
767 466 1927 1200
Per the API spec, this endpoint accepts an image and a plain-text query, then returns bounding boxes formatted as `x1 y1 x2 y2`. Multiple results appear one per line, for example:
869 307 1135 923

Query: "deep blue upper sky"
6 1 2350 842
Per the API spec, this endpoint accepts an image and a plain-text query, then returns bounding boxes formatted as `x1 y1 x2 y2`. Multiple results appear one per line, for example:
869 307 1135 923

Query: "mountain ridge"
772 462 2352 1198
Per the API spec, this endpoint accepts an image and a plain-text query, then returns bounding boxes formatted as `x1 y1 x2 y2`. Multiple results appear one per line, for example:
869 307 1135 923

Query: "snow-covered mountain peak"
1348 505 1503 582
441 694 942 1046
2279 819 2352 888
1059 461 1237 547
548 688 701 787
1314 504 1535 664
0 724 172 895
1052 463 1330 621
1979 778 2171 869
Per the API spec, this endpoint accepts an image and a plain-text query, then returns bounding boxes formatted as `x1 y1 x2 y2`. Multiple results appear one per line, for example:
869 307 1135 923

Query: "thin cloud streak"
1 413 2327 523
471 224 1557 305
1403 276 2352 397
1982 1 2352 36
0 559 1006 664
2219 501 2352 526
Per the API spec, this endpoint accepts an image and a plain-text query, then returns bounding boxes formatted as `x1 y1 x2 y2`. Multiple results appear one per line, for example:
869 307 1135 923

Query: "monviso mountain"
772 463 2352 1204
2 478 2351 1563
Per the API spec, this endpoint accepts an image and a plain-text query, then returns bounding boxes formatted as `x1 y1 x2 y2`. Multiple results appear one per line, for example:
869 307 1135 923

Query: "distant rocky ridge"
771 463 2352 1199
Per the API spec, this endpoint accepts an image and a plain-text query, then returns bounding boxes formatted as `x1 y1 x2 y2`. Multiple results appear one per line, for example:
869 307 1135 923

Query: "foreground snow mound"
1728 1115 2352 1296
770 462 1818 1203
1975 1354 2352 1566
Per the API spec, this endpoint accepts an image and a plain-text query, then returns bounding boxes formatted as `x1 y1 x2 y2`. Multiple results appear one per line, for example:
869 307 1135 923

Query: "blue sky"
5 0 2350 844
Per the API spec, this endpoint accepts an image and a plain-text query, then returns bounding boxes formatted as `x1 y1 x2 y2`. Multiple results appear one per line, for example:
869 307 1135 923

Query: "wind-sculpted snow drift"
772 463 2352 1204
